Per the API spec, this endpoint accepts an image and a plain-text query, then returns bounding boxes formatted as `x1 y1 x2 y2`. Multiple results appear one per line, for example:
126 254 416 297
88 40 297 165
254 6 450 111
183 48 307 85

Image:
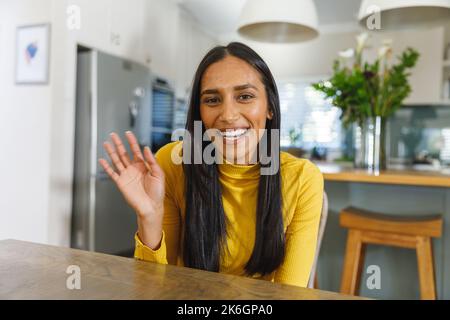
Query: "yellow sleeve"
134 230 168 263
274 160 324 287
133 142 182 265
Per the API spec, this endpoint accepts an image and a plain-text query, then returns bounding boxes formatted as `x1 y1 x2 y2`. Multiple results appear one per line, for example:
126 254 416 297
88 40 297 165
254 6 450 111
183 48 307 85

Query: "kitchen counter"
314 161 450 299
0 239 362 300
315 162 450 188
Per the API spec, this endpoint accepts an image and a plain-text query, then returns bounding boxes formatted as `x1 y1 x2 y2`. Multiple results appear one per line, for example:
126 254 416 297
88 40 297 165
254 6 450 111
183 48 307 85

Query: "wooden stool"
339 207 443 300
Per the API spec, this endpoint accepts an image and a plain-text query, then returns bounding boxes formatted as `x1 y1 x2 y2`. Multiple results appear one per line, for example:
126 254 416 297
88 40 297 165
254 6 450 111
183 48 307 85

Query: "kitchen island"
318 162 450 188
315 162 450 299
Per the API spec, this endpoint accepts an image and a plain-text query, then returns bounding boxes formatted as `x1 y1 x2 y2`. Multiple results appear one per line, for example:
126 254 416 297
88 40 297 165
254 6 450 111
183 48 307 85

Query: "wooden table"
0 239 360 300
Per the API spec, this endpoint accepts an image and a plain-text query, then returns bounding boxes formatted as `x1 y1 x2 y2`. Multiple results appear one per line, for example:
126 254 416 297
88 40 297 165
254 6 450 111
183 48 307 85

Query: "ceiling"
178 0 363 34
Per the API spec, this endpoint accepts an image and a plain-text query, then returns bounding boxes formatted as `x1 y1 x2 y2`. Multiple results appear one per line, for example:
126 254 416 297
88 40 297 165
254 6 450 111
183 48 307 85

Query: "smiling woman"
99 42 324 287
200 55 272 165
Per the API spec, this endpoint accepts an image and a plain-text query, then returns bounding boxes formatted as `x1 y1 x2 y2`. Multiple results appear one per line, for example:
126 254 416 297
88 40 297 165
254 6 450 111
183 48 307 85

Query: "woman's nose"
219 98 240 123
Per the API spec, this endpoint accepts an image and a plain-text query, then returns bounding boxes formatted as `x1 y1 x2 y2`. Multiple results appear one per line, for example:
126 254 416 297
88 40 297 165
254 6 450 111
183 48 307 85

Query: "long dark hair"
183 42 284 276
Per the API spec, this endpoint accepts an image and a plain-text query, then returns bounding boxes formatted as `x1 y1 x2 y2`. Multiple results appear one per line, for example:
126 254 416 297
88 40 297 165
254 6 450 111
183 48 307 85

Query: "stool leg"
340 229 366 296
416 236 437 300
314 273 319 289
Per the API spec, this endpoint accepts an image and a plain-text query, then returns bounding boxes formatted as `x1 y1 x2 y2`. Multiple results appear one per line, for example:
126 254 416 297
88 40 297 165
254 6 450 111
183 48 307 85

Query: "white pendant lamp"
359 0 450 30
237 0 319 43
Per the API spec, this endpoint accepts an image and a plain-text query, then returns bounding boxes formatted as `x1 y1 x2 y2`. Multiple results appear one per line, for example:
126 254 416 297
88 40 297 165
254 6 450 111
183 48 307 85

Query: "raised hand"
98 131 165 226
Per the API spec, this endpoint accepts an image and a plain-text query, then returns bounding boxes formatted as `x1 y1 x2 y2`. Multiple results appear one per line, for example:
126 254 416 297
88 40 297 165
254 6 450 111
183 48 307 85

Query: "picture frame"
15 23 51 84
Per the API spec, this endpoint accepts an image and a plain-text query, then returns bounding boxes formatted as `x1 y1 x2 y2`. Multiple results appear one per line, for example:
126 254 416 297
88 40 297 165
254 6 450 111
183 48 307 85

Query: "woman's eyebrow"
200 84 258 96
200 89 219 96
234 84 258 91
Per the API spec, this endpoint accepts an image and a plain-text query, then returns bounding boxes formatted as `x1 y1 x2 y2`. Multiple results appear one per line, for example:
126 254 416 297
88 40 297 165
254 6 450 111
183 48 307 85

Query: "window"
440 128 450 164
277 78 342 150
151 79 175 152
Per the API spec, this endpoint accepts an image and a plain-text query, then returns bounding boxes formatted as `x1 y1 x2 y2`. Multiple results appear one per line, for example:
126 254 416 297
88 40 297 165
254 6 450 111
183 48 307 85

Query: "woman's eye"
238 94 254 101
204 97 220 104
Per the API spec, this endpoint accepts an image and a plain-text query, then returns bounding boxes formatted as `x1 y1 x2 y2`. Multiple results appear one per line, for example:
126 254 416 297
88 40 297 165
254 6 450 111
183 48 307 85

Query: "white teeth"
221 128 248 138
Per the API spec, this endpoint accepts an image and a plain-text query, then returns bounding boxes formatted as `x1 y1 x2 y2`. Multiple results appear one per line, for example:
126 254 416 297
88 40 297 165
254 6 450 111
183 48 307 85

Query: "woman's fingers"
110 132 132 167
125 131 145 162
101 131 156 179
144 146 164 178
98 158 119 182
103 141 126 174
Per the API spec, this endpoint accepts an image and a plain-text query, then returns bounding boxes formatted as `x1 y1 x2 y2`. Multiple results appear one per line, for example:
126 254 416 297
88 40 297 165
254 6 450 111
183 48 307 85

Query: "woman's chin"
221 148 258 165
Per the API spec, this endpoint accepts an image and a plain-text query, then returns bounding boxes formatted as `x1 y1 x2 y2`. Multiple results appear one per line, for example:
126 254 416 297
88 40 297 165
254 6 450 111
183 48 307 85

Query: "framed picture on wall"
15 23 51 84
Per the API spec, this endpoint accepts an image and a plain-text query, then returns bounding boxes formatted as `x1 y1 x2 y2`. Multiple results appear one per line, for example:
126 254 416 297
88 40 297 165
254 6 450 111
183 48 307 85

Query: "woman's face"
200 55 273 164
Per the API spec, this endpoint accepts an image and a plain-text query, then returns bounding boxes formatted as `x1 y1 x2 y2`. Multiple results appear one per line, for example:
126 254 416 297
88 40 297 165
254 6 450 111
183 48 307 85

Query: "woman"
99 42 324 287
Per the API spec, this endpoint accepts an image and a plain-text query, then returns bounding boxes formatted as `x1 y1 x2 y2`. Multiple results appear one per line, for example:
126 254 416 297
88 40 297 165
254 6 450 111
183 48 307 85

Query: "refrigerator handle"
129 87 145 128
129 100 138 127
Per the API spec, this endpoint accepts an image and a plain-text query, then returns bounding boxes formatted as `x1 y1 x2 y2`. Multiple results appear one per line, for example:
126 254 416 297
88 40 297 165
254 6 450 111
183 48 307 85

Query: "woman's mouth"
219 128 250 144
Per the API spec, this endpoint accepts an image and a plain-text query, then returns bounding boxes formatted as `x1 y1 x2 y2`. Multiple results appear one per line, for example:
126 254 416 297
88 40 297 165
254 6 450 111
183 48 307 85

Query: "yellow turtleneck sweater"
134 141 324 287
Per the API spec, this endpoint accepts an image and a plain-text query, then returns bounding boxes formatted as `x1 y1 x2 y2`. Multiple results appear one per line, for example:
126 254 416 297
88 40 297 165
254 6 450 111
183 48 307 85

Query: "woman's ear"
267 109 274 120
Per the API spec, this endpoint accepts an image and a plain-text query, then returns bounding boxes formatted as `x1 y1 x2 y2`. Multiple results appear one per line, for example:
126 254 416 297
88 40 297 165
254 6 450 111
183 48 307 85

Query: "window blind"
277 78 342 150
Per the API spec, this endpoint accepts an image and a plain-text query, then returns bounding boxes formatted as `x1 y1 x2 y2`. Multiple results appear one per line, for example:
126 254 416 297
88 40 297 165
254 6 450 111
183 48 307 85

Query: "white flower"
324 81 332 88
378 46 391 59
339 48 355 59
356 33 369 54
378 39 393 59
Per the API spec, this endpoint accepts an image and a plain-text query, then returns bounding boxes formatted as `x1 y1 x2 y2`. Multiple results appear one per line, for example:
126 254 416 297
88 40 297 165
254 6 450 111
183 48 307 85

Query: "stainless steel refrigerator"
72 49 152 256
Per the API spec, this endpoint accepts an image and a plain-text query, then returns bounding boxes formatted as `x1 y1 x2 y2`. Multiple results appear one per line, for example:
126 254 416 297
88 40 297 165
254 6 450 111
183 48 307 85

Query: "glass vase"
354 116 387 173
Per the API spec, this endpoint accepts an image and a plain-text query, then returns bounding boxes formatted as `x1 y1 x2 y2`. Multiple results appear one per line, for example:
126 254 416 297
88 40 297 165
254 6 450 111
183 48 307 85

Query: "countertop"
0 239 361 300
316 162 450 187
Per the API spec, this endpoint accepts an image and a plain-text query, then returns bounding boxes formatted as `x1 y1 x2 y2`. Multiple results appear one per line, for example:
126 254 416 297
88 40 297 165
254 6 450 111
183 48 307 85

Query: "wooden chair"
308 191 328 289
339 206 442 300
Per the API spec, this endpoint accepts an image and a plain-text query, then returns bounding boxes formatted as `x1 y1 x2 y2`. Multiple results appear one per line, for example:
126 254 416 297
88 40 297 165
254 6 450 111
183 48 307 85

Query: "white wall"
0 0 53 244
0 0 217 246
219 32 358 78
220 26 445 104
370 27 444 105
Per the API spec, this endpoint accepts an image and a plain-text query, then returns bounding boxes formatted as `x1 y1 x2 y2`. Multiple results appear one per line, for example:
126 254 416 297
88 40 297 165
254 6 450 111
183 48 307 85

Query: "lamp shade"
359 0 450 30
237 0 319 43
